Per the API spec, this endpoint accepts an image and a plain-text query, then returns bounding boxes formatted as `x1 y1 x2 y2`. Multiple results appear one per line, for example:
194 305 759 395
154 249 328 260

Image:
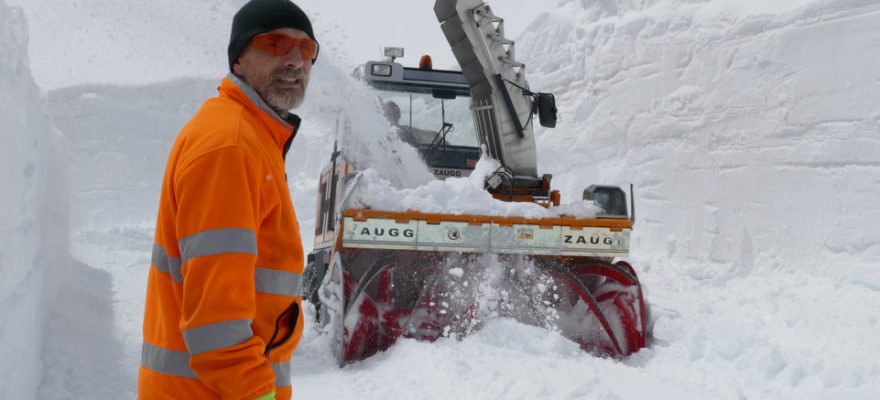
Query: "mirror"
536 93 558 128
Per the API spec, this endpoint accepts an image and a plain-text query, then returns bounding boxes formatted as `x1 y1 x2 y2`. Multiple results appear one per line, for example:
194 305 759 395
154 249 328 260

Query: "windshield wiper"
429 100 454 158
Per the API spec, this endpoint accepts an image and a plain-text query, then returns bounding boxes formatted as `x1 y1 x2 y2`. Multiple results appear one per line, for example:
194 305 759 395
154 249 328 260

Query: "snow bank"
515 0 880 397
346 158 600 219
46 58 434 241
48 79 217 231
0 1 68 398
522 0 880 275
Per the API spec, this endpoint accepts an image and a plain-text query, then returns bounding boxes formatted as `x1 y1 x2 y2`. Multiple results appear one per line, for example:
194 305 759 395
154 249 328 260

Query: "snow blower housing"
303 0 650 366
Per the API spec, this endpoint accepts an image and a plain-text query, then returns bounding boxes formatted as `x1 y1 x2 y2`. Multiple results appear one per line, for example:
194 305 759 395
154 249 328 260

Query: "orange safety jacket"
139 74 304 400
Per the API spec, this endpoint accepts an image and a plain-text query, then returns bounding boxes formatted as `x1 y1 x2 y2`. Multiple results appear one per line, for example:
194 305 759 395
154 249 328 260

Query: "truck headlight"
372 64 392 77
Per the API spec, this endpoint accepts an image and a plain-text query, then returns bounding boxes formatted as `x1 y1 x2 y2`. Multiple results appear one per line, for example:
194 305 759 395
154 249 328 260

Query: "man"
138 1 317 399
382 100 418 147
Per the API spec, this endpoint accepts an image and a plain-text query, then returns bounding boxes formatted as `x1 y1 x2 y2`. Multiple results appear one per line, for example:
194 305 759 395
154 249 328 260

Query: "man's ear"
232 59 244 76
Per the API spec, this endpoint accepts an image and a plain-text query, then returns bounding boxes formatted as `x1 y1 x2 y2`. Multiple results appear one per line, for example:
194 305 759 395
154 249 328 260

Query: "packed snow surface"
1 0 879 399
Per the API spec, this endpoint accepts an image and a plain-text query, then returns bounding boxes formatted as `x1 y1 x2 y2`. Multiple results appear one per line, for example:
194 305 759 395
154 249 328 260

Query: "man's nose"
282 47 306 69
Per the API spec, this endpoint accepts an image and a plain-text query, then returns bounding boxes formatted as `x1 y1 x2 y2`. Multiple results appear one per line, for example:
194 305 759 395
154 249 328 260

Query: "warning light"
419 55 433 70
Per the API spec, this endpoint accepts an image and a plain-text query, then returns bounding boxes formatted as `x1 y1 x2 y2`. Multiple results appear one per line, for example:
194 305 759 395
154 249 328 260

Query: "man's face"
233 27 313 111
383 101 401 126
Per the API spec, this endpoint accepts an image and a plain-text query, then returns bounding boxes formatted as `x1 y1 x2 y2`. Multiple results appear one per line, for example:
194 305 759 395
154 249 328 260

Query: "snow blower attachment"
303 0 650 366
316 211 649 363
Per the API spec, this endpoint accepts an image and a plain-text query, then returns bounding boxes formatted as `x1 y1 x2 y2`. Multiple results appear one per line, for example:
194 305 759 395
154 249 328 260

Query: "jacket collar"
220 74 300 153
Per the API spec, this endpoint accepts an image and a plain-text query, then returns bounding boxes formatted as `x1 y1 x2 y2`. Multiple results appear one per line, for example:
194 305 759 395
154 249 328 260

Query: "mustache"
273 68 305 81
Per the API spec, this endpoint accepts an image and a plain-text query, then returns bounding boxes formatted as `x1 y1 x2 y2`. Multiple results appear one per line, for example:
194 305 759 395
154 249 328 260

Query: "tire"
303 259 322 321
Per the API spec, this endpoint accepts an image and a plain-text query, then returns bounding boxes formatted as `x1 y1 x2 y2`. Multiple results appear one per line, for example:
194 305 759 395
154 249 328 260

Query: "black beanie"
228 0 318 71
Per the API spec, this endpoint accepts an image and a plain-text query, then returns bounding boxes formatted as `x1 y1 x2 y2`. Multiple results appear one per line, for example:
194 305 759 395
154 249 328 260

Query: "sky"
9 0 554 91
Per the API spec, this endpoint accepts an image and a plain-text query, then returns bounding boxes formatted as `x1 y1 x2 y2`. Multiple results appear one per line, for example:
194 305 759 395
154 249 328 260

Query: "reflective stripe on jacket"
138 75 304 400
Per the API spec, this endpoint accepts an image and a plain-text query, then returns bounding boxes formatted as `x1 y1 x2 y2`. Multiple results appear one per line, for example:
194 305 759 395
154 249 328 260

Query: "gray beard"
263 85 304 112
239 61 306 113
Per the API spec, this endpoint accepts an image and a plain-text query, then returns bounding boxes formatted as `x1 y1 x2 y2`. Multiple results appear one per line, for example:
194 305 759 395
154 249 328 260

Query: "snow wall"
0 1 69 398
48 80 217 231
522 0 880 277
49 55 431 242
48 77 334 236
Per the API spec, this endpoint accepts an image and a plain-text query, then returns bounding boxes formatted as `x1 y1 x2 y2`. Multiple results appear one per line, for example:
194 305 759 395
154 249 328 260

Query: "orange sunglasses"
252 32 318 61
